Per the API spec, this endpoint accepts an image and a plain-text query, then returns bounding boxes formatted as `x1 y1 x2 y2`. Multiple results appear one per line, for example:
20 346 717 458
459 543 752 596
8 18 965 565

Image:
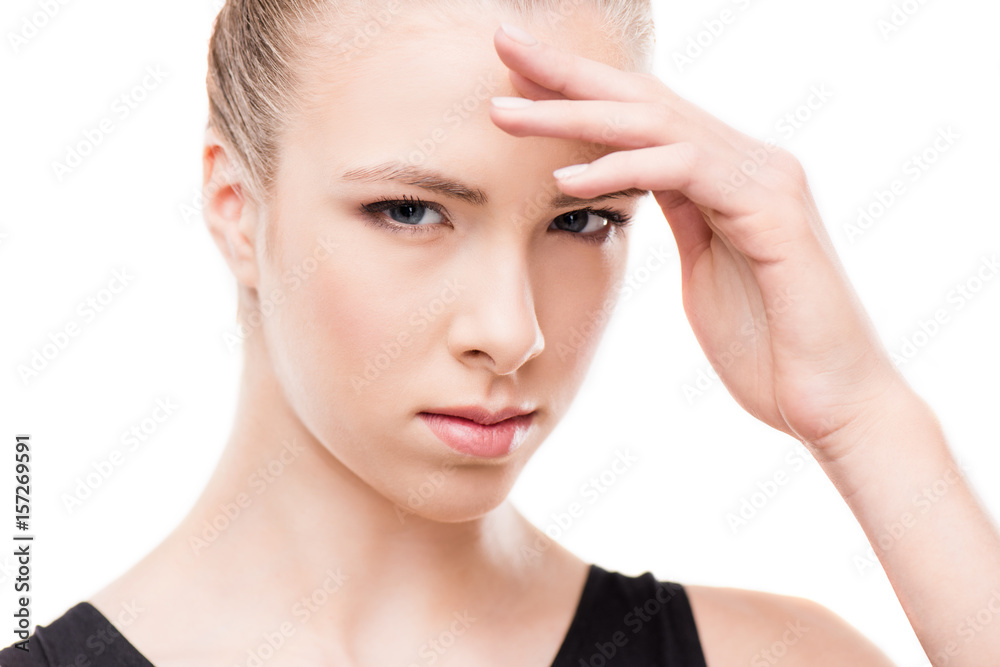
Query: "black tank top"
0 563 708 666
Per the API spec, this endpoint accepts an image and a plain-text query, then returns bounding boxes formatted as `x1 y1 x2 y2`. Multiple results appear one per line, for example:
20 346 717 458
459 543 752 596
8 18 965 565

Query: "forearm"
815 385 1000 666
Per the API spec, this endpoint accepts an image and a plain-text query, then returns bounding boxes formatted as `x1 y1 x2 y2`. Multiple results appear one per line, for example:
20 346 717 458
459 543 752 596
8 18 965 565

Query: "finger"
489 98 715 151
653 193 713 286
557 146 818 266
507 70 566 101
493 24 661 103
493 26 757 154
552 143 769 219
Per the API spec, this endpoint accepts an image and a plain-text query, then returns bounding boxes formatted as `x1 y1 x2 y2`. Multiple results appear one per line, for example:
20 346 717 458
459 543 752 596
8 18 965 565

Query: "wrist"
808 379 954 501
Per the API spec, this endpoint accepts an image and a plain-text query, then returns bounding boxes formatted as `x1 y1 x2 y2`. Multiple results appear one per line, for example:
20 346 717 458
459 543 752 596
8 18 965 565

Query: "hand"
489 24 912 462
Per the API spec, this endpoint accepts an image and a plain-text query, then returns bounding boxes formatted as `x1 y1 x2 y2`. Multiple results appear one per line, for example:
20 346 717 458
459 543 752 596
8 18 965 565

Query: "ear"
202 125 260 290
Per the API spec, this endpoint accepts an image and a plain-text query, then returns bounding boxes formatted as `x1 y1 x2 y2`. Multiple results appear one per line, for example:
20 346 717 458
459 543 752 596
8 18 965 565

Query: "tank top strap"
551 563 708 666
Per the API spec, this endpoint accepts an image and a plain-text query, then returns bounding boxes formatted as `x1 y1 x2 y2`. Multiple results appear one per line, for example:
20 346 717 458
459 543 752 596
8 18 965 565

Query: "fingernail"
553 164 590 180
491 96 534 109
500 22 538 46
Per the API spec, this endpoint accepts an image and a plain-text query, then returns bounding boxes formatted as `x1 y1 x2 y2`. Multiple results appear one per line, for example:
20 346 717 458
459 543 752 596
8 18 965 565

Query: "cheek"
531 241 628 399
262 227 448 426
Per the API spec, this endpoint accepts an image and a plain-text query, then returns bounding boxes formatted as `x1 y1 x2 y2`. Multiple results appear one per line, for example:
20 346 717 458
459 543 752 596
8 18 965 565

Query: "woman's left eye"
550 208 632 238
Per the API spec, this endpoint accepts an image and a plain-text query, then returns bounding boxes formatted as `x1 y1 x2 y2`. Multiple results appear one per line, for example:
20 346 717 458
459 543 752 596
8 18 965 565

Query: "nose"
446 248 545 376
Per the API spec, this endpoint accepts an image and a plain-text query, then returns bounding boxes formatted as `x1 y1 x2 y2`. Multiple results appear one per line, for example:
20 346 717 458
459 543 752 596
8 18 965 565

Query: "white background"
2 0 998 664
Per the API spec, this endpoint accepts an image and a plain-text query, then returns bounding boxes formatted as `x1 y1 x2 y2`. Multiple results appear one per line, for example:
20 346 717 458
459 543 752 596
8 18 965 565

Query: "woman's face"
254 9 645 522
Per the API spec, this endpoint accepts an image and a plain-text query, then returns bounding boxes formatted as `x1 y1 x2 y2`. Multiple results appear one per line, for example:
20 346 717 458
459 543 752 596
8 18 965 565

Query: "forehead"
279 7 627 196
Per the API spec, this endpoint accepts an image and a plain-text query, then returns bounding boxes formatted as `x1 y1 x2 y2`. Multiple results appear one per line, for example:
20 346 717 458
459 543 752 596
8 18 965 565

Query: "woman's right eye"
381 202 445 226
360 195 446 232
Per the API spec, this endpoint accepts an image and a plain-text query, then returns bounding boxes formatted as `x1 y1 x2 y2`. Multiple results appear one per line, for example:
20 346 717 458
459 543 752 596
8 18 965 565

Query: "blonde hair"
206 0 656 208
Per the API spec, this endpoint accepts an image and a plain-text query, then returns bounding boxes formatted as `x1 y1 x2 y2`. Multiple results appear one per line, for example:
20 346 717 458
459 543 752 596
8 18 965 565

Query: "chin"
387 461 523 525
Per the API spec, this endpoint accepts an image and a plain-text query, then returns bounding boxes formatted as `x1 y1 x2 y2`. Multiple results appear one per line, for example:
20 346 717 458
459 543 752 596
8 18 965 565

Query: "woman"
4 0 998 664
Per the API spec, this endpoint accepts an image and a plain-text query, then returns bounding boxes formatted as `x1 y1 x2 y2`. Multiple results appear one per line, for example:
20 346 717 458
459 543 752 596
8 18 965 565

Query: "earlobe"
202 126 260 290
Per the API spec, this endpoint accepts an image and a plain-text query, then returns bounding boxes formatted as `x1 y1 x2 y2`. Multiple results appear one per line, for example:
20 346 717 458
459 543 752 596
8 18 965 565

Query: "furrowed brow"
547 188 650 209
340 163 488 206
339 162 649 209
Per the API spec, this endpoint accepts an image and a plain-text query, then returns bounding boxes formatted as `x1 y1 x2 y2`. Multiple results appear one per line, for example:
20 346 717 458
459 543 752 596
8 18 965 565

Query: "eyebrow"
339 162 649 210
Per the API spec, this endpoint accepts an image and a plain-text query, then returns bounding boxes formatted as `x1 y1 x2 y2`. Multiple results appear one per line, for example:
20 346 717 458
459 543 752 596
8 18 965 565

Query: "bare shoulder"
684 584 895 667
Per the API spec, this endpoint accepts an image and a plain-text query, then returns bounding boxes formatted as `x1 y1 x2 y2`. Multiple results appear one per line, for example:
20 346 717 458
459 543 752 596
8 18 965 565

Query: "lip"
422 405 535 426
418 405 536 458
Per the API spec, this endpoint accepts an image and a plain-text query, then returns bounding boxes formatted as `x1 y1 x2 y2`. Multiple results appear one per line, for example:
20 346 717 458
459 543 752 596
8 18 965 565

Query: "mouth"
417 406 536 458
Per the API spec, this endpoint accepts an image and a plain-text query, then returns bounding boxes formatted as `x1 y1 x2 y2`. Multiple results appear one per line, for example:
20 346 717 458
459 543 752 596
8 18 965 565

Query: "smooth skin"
84 9 999 667
487 19 1000 667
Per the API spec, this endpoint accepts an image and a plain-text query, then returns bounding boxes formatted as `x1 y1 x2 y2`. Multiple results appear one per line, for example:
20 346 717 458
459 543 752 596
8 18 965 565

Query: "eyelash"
359 194 633 244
